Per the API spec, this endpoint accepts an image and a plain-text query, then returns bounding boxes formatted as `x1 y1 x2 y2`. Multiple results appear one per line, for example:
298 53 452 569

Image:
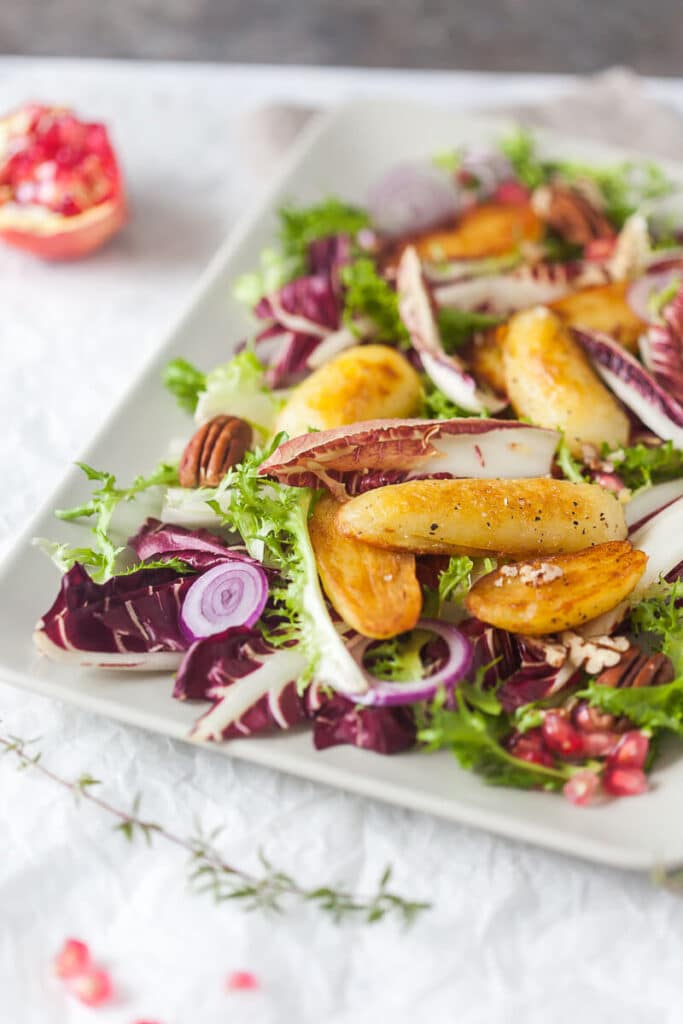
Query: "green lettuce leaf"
606 441 683 491
341 257 409 344
162 358 206 414
194 350 281 435
35 460 179 582
580 676 683 737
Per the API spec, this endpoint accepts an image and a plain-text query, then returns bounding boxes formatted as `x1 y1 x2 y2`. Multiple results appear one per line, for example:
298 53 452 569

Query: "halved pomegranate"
0 103 126 259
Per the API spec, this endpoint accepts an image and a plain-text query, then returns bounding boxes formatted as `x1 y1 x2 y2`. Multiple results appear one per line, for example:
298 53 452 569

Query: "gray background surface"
1 0 682 74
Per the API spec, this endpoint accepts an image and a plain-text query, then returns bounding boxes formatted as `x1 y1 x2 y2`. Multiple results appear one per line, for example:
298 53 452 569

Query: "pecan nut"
178 415 252 488
595 646 675 689
533 183 614 246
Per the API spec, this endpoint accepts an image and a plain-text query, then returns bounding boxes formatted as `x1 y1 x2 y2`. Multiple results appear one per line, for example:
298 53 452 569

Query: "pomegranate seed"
573 701 615 733
585 237 617 261
492 180 531 205
603 766 648 797
53 938 91 979
564 770 601 806
226 970 260 992
608 731 649 771
542 711 584 757
580 731 619 758
66 967 114 1007
508 728 555 768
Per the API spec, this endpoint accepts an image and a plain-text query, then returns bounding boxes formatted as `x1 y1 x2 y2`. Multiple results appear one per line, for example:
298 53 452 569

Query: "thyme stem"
0 733 429 925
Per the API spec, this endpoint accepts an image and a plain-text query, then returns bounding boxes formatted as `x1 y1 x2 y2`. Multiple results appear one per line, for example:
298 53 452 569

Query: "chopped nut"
561 630 630 675
532 183 614 246
518 562 564 585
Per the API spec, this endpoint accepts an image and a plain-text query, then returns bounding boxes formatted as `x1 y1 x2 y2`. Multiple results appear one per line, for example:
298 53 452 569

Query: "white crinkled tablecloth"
3 58 683 1024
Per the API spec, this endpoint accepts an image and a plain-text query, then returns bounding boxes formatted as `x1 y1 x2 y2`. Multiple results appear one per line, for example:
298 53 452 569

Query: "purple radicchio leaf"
33 563 192 669
176 627 308 742
307 233 352 286
258 417 558 498
639 282 683 404
397 245 507 414
496 636 581 712
311 694 417 754
128 518 254 567
254 273 342 387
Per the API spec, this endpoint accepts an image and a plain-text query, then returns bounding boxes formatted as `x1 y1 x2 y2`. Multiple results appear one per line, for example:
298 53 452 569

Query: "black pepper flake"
429 522 439 532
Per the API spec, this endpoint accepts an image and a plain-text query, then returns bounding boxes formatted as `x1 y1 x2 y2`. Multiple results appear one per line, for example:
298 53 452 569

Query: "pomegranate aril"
66 966 114 1007
573 701 615 734
508 728 555 768
608 731 649 771
53 938 91 979
563 770 601 807
585 237 617 261
603 766 648 797
580 731 619 758
493 180 531 205
226 970 260 992
542 711 585 757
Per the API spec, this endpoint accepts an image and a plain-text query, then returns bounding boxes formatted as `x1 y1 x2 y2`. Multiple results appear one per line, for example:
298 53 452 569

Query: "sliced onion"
179 561 268 641
368 163 460 238
340 619 473 707
627 268 683 322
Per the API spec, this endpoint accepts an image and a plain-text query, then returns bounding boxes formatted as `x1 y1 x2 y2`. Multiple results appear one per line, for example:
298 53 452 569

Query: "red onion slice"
340 619 473 707
627 268 683 322
368 163 460 238
179 561 268 641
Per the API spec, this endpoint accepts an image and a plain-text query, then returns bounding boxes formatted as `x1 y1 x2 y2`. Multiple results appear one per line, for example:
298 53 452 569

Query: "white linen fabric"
2 59 683 1024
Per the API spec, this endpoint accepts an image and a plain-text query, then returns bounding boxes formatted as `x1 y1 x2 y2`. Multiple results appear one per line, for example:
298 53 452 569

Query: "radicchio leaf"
496 636 580 712
258 417 559 498
254 274 341 387
432 260 609 313
639 282 683 403
312 694 417 754
574 327 683 446
128 518 256 569
397 245 507 413
306 233 352 283
34 563 191 669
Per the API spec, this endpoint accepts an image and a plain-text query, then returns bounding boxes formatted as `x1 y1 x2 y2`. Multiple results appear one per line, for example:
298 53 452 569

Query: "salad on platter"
34 129 683 807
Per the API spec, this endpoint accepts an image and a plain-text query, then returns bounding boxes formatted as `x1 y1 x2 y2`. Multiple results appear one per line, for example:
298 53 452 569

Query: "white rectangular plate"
2 100 683 872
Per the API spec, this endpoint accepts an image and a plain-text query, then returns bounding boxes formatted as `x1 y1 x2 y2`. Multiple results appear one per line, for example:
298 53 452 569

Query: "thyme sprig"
0 733 428 926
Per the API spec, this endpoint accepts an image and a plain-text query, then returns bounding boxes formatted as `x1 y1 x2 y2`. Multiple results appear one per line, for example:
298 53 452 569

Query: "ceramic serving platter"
2 99 683 872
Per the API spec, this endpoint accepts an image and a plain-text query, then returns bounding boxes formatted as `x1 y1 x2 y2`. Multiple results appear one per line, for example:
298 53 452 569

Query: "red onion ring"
342 619 473 707
368 163 460 238
179 561 268 641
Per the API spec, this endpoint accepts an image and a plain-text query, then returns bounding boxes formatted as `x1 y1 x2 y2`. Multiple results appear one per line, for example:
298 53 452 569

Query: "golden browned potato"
309 493 422 639
412 203 543 262
469 326 508 395
502 307 629 455
275 344 422 438
465 541 647 635
336 477 627 557
550 281 645 353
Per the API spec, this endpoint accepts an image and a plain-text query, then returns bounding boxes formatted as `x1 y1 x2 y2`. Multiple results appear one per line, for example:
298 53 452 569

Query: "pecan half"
595 646 675 689
178 415 252 488
533 183 614 246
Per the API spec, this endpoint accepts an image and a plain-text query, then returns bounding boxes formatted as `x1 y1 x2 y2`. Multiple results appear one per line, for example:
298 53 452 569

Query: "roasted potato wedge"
336 477 627 557
275 344 422 438
411 203 542 262
502 307 629 455
465 541 647 635
550 281 645 353
309 493 422 639
469 325 508 395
